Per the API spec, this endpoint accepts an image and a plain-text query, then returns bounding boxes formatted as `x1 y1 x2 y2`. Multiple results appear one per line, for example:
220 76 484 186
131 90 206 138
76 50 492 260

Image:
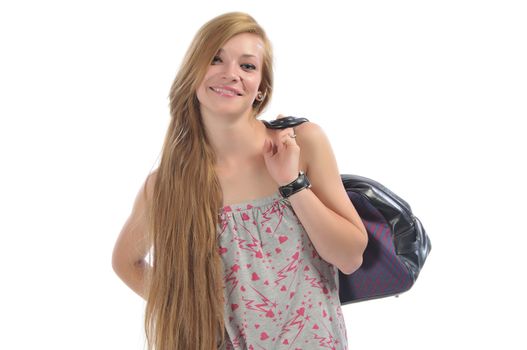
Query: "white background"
1 0 526 349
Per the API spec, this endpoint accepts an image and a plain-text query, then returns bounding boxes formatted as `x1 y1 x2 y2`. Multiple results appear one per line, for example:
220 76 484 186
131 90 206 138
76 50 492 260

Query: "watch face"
279 172 310 198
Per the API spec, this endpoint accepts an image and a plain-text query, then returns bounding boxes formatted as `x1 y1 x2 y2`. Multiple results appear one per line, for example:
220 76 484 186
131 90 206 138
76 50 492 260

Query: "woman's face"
196 33 265 119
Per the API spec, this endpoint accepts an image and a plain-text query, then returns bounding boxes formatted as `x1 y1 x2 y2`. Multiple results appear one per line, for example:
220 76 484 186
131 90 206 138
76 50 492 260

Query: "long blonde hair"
144 12 273 350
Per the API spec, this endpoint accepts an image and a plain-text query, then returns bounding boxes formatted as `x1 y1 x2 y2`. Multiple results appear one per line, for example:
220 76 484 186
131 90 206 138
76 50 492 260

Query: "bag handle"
262 116 309 129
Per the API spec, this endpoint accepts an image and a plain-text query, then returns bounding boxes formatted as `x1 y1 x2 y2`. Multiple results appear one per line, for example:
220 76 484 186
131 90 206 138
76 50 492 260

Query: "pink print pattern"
217 193 348 349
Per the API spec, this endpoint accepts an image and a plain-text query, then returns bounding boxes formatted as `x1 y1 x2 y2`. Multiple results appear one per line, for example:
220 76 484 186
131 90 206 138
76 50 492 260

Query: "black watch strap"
279 171 311 198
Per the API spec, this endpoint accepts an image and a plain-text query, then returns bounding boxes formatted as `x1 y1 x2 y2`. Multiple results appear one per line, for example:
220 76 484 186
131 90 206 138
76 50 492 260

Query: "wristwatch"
279 171 311 198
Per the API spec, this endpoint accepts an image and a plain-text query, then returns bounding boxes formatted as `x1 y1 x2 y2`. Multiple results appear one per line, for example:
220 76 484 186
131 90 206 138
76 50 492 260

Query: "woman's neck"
203 113 268 169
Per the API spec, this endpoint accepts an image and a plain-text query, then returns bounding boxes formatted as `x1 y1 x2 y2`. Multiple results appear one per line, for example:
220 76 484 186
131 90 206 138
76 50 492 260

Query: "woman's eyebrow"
217 48 257 59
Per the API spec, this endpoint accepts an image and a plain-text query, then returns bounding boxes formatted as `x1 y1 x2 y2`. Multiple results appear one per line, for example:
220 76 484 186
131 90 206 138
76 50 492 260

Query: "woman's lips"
210 86 242 97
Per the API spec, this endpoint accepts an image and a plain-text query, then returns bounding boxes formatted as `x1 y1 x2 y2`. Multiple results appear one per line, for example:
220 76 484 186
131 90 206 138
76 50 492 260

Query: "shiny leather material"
339 174 431 304
262 116 309 129
278 171 312 198
263 116 431 304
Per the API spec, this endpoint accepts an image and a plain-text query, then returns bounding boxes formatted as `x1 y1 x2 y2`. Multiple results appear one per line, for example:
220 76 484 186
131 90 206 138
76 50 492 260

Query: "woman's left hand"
262 115 300 186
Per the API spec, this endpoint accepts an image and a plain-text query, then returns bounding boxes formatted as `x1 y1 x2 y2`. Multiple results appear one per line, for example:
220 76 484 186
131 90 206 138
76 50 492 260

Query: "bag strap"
262 116 309 129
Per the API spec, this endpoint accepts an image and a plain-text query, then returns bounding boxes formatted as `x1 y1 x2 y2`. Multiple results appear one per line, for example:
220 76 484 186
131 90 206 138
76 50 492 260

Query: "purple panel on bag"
339 192 413 303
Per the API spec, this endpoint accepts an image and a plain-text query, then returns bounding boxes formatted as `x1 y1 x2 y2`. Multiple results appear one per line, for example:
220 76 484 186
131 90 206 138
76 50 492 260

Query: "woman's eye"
211 57 255 71
242 64 256 70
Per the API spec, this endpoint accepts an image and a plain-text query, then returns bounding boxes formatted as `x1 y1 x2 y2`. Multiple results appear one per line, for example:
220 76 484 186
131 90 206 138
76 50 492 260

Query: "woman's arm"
111 171 157 300
289 122 368 275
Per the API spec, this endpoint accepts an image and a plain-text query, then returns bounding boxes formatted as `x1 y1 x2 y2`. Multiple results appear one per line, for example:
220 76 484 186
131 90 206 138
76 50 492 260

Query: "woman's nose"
221 62 240 81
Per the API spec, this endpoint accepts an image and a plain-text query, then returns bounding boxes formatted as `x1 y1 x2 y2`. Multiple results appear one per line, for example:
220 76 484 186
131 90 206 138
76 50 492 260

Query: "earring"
255 91 264 102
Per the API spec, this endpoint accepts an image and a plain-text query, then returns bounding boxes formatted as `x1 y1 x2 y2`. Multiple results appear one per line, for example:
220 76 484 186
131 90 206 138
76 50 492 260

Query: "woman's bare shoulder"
293 120 326 173
143 169 158 202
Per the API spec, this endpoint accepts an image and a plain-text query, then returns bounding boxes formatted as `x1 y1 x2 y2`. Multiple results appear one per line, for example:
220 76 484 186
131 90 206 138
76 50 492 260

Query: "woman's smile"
210 86 242 97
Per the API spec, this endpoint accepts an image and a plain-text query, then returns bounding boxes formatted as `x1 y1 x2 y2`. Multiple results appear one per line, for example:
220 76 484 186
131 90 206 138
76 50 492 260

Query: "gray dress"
217 192 348 350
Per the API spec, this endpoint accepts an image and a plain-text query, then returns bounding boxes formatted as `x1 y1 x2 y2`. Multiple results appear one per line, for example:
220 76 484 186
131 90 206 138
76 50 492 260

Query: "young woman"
112 11 367 350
